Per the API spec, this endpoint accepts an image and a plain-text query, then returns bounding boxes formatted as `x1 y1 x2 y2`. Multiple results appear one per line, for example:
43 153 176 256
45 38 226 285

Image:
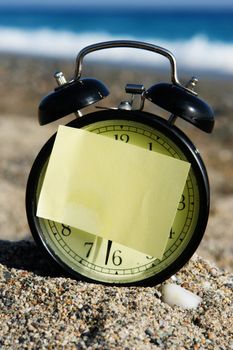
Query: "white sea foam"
0 27 233 74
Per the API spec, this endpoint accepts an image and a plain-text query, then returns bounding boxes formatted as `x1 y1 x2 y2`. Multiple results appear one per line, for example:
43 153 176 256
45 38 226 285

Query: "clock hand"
105 240 113 265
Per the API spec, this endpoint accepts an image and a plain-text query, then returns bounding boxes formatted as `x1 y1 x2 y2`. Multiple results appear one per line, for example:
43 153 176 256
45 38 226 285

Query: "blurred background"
0 0 232 271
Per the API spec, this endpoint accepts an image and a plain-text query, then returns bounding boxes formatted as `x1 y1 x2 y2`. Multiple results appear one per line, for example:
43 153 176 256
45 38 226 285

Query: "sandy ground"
1 244 232 349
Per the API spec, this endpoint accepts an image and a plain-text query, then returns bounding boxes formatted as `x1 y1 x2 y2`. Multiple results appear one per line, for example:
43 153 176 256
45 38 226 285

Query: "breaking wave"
0 27 233 74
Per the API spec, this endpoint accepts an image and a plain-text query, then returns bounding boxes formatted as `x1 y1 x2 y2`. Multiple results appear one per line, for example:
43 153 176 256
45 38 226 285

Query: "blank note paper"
37 125 190 259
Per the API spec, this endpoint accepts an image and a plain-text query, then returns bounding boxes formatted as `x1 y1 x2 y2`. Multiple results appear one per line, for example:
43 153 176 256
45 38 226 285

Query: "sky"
0 0 232 8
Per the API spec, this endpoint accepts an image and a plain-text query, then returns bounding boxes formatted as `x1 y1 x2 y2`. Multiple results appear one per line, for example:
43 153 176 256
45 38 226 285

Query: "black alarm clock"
26 40 214 286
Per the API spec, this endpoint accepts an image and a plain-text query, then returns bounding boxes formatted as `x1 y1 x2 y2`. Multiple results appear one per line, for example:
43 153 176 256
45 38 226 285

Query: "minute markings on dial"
48 222 162 274
40 122 197 280
90 125 181 159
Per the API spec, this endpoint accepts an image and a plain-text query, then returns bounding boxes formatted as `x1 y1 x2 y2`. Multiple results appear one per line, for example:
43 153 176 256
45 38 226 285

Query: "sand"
0 54 232 349
0 242 232 349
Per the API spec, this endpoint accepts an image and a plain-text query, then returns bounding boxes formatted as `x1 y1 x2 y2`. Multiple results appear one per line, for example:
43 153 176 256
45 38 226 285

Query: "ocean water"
0 6 232 74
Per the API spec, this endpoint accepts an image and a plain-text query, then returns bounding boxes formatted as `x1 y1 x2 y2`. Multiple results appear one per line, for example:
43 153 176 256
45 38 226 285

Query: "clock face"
27 111 209 285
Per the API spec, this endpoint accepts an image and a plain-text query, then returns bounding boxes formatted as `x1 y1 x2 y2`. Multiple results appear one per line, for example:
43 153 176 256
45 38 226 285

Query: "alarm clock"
26 40 214 286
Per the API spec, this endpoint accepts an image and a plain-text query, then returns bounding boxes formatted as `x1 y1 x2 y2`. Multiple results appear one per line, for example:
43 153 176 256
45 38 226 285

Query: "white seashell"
162 283 202 309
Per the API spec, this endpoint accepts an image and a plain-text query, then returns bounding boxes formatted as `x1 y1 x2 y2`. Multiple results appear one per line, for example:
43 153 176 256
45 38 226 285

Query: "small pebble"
210 268 218 277
162 283 202 309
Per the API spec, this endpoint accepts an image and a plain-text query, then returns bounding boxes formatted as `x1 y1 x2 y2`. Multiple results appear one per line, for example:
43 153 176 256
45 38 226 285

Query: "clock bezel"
26 109 210 286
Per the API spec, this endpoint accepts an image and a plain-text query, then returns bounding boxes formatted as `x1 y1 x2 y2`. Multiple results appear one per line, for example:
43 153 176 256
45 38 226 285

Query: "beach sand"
0 55 232 349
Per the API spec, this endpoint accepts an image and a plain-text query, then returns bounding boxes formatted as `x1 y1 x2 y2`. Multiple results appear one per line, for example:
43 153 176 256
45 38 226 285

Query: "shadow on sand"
0 239 70 278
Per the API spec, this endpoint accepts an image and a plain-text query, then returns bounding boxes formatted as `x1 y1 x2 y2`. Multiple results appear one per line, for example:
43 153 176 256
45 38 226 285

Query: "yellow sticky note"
37 125 190 259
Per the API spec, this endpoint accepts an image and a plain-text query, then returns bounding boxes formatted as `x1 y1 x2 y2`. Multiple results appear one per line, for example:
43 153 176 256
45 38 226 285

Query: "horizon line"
0 4 232 11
